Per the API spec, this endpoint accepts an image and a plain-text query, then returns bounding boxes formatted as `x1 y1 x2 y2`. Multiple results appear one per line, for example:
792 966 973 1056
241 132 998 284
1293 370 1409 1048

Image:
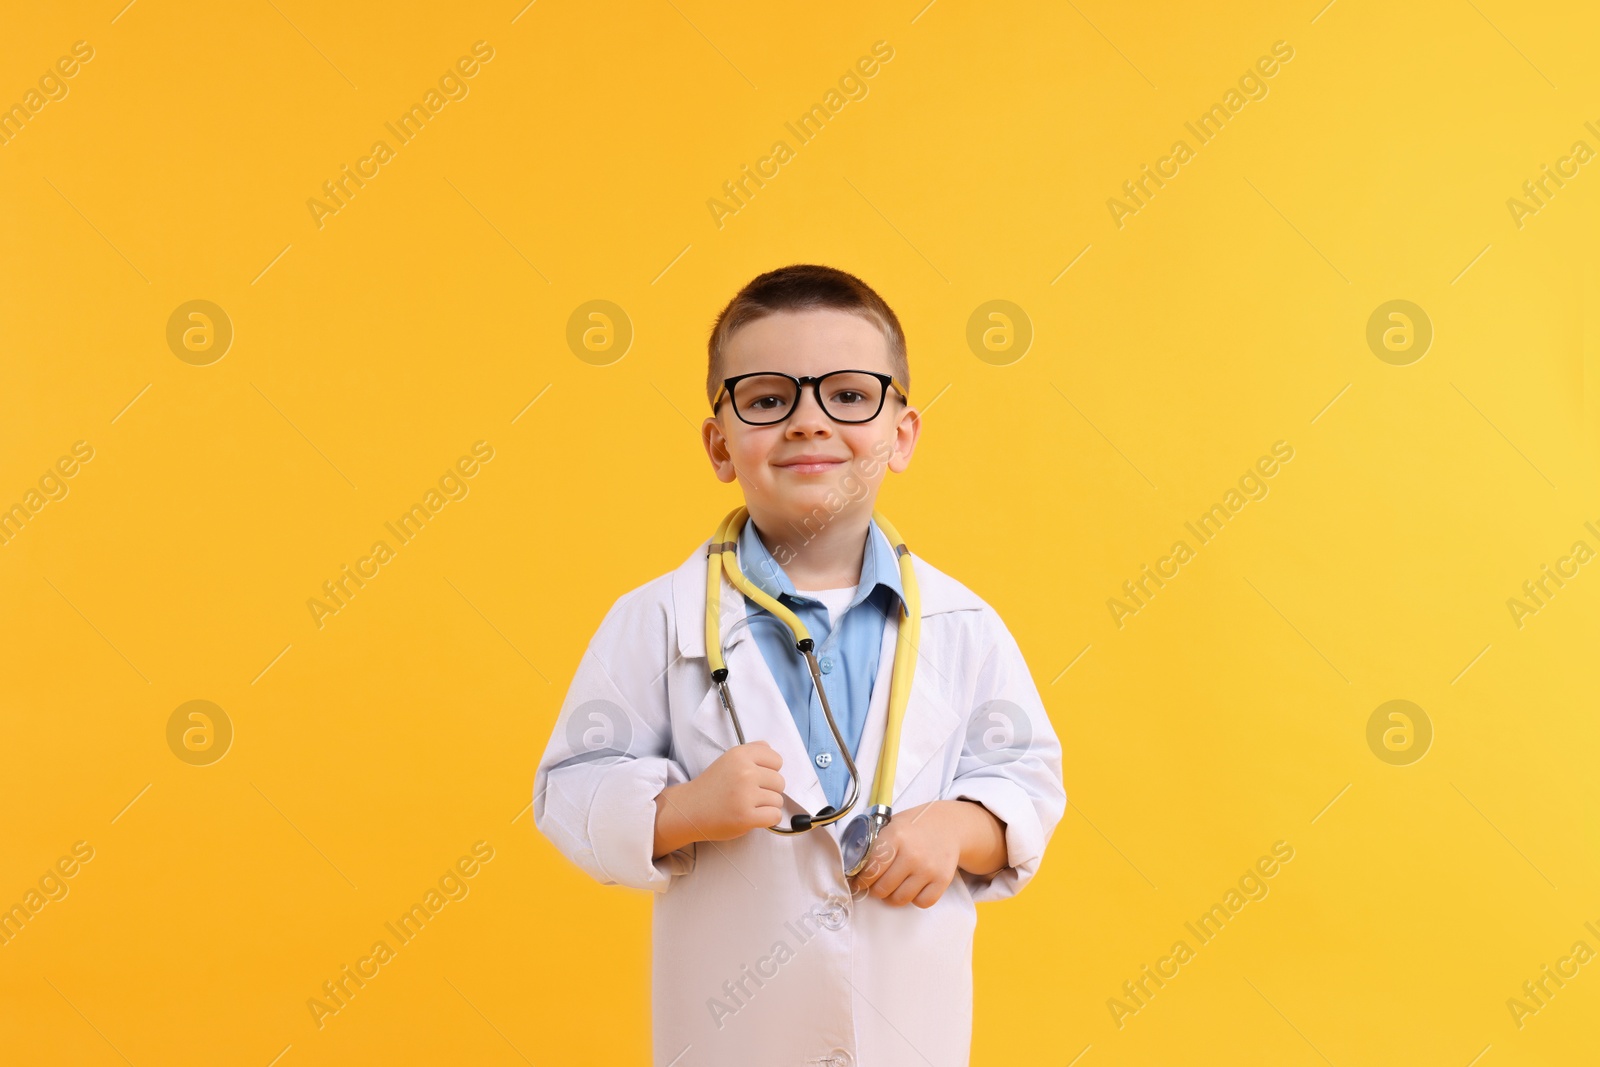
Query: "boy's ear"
886 405 921 474
701 416 739 483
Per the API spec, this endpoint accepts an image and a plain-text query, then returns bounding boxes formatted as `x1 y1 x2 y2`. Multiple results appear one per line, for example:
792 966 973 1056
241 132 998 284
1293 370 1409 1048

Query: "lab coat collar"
670 521 986 816
672 520 984 661
735 515 905 617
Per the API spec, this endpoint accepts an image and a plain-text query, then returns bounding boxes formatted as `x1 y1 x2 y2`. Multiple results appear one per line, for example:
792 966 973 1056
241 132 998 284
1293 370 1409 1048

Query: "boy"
534 264 1066 1067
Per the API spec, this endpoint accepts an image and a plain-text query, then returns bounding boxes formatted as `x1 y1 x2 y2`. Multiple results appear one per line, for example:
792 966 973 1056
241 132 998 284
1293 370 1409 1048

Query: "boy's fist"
667 741 787 844
849 799 1007 908
849 801 962 908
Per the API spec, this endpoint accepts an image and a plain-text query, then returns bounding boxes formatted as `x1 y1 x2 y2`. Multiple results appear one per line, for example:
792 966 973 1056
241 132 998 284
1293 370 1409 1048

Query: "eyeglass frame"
710 369 910 426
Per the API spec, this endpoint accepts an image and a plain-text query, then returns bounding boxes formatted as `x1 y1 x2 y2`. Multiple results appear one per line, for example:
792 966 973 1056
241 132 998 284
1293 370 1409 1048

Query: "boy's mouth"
774 454 847 475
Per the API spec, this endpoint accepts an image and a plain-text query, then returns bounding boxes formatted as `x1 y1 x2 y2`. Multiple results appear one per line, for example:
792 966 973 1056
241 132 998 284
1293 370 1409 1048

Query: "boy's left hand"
849 799 1005 909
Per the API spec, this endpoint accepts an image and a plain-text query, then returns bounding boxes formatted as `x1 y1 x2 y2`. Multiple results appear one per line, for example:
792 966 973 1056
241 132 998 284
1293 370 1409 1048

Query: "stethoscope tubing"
704 506 919 837
708 507 859 832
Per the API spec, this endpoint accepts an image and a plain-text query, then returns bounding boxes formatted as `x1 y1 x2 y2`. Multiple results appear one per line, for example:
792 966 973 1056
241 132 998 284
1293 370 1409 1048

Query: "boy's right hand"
686 741 788 840
654 742 786 855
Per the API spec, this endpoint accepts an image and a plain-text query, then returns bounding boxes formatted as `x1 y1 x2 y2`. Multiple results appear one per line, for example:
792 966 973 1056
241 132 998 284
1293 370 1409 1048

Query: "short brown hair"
705 264 910 407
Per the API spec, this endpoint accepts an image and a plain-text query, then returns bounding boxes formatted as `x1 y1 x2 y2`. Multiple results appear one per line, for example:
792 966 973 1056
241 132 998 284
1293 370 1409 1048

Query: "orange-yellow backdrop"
2 1 1598 1064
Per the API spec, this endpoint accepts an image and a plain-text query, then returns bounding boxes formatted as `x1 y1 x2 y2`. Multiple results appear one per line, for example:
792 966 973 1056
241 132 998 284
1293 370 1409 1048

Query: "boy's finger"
887 872 930 907
744 743 783 769
850 839 895 891
867 835 899 873
848 859 880 892
853 835 892 876
868 855 912 901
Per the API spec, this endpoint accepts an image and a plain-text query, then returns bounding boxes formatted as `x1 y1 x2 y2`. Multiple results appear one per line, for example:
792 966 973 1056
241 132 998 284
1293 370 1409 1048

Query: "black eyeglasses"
711 370 909 426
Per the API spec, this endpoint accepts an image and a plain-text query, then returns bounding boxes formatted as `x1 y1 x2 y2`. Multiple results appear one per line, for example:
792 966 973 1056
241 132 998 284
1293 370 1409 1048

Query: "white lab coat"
534 532 1066 1067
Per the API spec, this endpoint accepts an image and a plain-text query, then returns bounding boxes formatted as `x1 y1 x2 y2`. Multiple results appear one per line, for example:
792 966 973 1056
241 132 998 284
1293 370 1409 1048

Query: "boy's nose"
785 387 833 433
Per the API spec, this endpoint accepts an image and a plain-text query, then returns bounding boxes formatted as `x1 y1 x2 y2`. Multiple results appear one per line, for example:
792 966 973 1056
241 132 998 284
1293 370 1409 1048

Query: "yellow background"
2 0 1597 1063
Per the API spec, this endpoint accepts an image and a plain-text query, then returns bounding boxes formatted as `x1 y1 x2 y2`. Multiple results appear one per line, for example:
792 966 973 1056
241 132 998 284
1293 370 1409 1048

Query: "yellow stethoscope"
706 505 921 877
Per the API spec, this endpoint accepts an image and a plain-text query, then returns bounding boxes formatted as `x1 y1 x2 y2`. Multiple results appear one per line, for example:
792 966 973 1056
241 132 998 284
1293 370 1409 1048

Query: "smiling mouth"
776 459 845 474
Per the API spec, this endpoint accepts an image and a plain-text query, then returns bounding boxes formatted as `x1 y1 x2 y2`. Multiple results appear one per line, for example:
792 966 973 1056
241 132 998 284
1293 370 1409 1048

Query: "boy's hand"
652 741 785 857
849 800 1008 908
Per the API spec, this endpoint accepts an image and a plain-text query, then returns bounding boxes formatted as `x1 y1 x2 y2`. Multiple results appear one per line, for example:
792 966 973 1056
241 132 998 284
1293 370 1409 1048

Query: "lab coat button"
819 656 834 674
816 897 849 930
814 752 832 768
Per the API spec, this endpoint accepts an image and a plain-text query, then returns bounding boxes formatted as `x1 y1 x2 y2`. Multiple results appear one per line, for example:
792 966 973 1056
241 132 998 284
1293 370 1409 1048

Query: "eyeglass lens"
729 372 885 424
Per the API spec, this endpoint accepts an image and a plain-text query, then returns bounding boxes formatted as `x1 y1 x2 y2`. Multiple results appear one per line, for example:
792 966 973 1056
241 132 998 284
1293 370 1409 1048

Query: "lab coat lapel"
714 577 830 816
672 538 965 822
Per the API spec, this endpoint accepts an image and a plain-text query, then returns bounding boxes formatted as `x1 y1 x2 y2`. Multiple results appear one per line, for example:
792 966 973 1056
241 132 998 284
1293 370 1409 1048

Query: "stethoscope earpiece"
786 801 846 833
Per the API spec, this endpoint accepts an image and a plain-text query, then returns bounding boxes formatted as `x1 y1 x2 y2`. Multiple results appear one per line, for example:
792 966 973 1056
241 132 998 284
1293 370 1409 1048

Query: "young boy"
534 264 1066 1067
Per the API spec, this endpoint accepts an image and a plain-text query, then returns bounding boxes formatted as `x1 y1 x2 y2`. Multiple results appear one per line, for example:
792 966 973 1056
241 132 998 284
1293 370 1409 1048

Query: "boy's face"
701 308 919 530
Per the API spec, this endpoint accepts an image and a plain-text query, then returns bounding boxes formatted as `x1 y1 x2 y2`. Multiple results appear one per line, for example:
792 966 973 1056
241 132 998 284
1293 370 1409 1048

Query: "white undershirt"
797 585 858 629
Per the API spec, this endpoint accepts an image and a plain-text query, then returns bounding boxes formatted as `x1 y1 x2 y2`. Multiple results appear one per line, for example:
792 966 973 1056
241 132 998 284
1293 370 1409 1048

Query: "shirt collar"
738 515 905 613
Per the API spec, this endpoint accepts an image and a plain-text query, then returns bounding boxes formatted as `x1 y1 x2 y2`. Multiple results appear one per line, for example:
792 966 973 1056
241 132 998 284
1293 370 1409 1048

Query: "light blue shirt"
737 517 906 811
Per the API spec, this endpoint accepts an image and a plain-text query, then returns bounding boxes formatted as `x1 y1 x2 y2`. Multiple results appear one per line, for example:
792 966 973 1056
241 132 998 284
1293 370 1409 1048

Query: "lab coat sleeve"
945 607 1067 903
533 584 697 893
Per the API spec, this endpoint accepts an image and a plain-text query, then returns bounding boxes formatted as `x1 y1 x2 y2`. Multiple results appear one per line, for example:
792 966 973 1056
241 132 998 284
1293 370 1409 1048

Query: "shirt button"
819 657 834 674
814 752 833 768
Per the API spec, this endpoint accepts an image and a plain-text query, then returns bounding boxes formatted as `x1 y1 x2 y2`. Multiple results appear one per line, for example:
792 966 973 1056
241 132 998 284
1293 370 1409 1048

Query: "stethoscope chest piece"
841 805 892 877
